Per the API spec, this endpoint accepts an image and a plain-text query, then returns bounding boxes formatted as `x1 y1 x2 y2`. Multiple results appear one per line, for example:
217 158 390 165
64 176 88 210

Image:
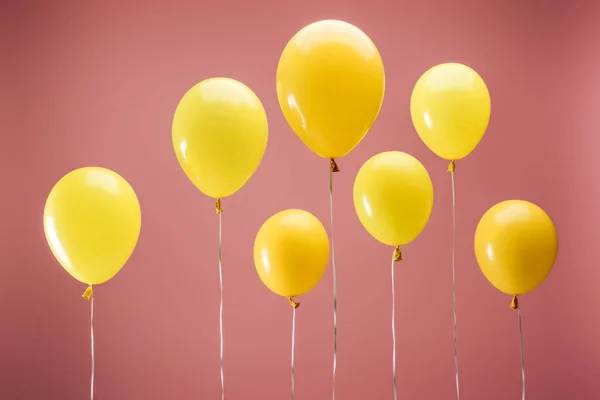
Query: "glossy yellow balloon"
353 152 434 246
410 63 491 160
276 20 385 159
43 167 141 285
474 200 558 295
172 78 268 198
254 209 329 298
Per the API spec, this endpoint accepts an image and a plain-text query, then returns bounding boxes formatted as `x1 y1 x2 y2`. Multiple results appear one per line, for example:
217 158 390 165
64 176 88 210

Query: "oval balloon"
254 209 329 298
43 167 142 285
474 200 558 295
353 151 434 246
172 78 268 198
276 20 385 159
410 63 491 160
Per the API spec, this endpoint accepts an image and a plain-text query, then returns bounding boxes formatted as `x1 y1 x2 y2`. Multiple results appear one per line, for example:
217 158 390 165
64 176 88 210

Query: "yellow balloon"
43 167 141 285
254 209 329 298
474 200 558 295
353 152 434 246
172 78 268 198
276 20 385 159
410 63 491 160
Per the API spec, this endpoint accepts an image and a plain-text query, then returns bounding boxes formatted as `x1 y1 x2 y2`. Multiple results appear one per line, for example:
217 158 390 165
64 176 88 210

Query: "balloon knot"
393 246 402 262
82 284 94 300
288 297 300 309
330 158 340 173
447 160 456 173
215 198 223 214
510 295 519 310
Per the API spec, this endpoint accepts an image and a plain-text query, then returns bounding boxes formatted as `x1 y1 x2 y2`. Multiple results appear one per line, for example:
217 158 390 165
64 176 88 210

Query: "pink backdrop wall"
1 0 599 399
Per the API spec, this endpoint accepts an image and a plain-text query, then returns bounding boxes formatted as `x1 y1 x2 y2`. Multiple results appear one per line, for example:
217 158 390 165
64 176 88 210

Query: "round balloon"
254 209 329 298
353 151 434 246
172 78 268 198
474 200 558 295
43 167 141 285
276 20 385 159
410 63 491 160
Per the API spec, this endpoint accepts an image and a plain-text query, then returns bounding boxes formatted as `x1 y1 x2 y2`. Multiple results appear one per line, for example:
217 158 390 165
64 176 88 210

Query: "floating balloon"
410 63 491 161
43 167 141 285
353 151 434 246
172 78 268 198
254 209 329 298
474 200 558 296
276 20 385 159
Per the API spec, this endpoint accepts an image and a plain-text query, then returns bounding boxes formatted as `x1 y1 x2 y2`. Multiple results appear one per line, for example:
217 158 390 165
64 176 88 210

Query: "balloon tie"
288 297 300 309
330 158 340 173
329 160 338 400
510 295 519 310
450 166 460 400
447 160 456 173
217 208 225 400
393 246 402 262
82 284 94 300
514 299 526 400
391 248 399 400
290 299 298 400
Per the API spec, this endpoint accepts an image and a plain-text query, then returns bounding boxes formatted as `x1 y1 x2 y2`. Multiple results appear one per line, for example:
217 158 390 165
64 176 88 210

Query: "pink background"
1 0 599 399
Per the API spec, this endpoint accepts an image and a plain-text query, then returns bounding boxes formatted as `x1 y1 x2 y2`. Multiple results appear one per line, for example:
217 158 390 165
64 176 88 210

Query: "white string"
450 170 460 399
90 291 95 400
218 210 225 400
329 165 337 400
391 250 397 400
518 308 525 400
290 306 297 400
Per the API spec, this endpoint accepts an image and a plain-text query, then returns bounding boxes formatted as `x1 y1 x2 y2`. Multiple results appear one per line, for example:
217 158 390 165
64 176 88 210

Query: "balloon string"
88 286 95 400
329 158 339 400
217 201 225 400
391 247 401 400
511 296 525 400
289 298 299 400
449 164 460 400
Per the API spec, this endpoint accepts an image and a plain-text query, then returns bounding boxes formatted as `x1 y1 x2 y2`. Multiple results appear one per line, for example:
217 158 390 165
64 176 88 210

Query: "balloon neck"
288 297 300 309
393 246 402 262
330 158 340 173
510 295 519 310
447 160 456 173
215 198 223 214
82 284 94 300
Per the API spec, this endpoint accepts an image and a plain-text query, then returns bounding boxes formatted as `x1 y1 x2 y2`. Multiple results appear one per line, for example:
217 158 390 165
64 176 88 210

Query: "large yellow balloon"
410 63 491 160
276 20 385 159
43 167 141 285
254 209 329 298
474 200 558 295
172 78 268 198
353 152 434 246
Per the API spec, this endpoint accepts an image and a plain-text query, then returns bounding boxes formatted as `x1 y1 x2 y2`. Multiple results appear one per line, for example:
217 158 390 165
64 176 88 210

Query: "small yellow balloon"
43 167 141 285
277 20 385 159
410 63 491 160
172 78 268 198
353 152 434 246
474 200 558 295
254 209 329 298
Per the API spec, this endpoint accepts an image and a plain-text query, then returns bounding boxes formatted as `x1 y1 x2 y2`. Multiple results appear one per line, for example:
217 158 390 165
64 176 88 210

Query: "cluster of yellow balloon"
409 62 557 399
